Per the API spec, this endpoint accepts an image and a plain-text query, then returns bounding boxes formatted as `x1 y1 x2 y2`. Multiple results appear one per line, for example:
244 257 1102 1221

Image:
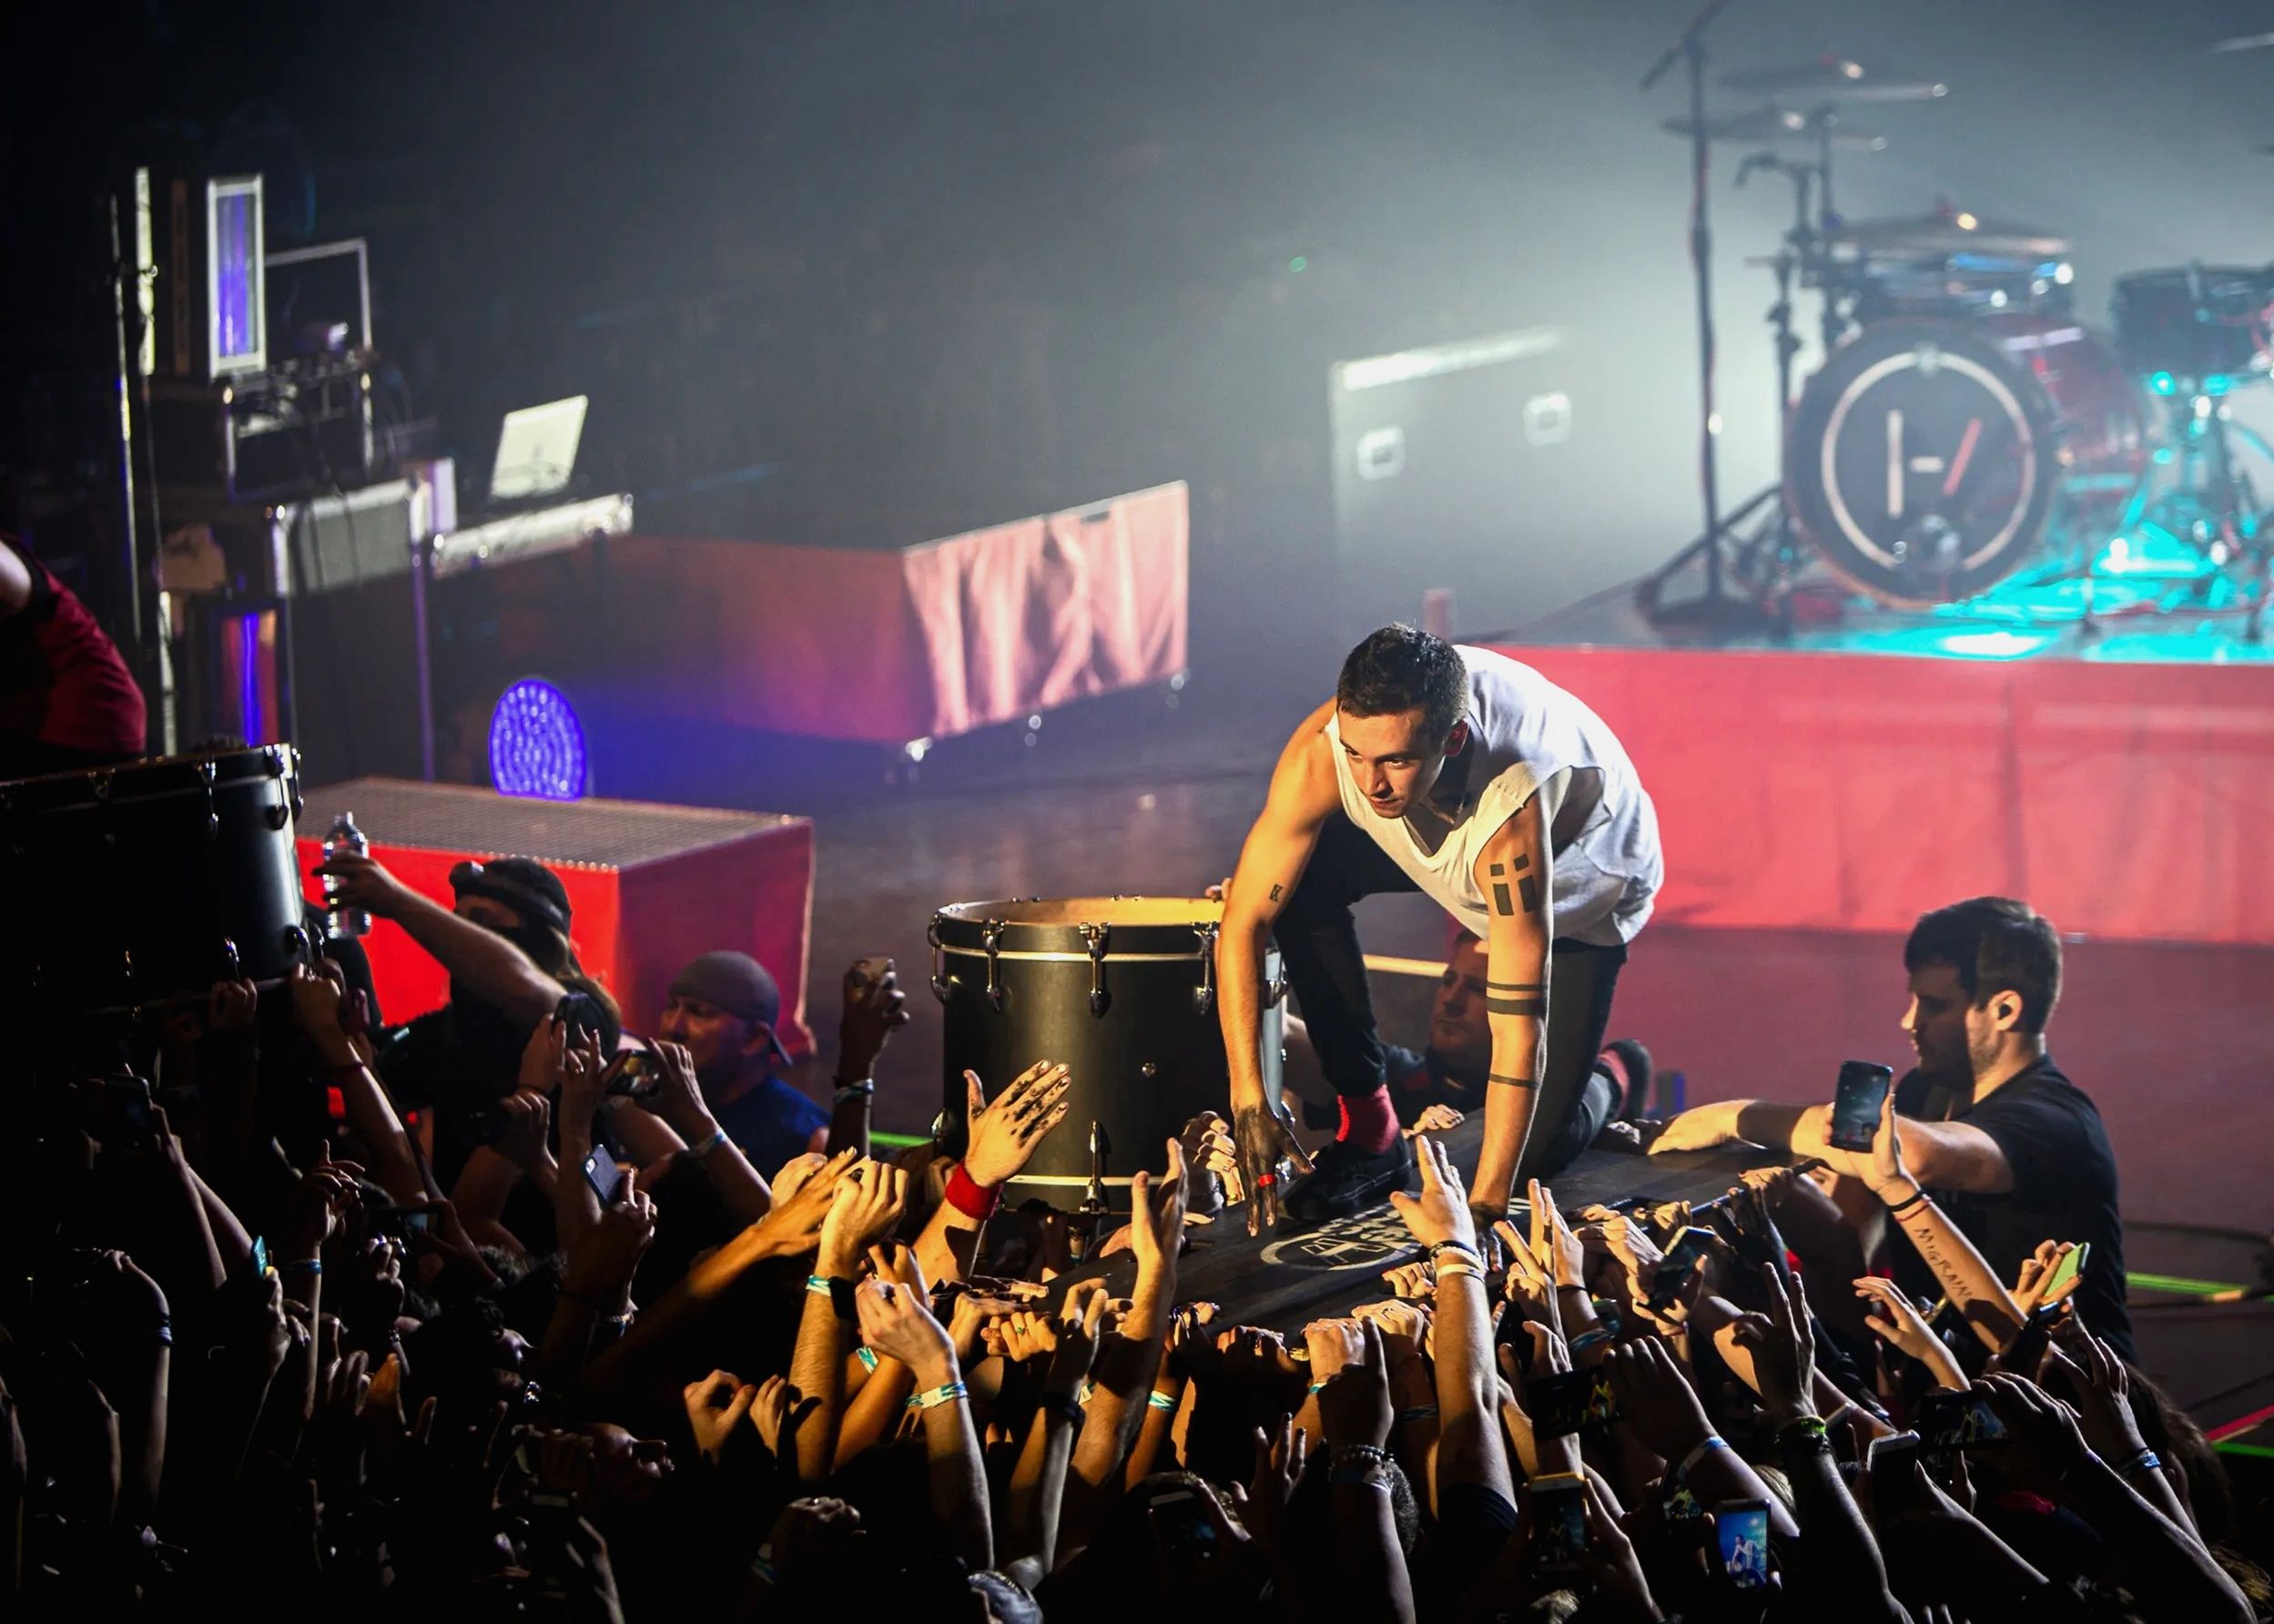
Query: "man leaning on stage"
1651 895 2132 1357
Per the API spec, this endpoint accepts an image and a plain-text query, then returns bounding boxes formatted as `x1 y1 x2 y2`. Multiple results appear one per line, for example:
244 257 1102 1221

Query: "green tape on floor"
2127 1271 2254 1298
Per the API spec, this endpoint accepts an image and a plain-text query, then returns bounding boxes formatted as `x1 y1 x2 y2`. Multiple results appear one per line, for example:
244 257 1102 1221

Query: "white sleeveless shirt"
1325 645 1661 947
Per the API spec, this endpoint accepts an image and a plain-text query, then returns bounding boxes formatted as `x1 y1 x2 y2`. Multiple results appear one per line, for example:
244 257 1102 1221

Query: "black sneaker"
1602 1038 1655 1120
1282 1133 1416 1223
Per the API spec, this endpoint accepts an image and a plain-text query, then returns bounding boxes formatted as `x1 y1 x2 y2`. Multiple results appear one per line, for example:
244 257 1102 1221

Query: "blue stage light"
489 677 588 801
2149 370 2177 396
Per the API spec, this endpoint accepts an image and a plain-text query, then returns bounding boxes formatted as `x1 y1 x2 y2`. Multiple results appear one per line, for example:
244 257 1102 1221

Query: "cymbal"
1720 59 1950 101
1830 208 2071 259
1661 107 1888 150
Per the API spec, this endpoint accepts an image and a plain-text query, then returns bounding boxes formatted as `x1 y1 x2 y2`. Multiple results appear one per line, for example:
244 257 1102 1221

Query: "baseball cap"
449 856 573 935
668 950 792 1064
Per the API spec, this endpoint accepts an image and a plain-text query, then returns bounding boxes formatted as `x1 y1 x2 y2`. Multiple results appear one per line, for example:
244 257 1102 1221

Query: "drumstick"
1942 416 1983 498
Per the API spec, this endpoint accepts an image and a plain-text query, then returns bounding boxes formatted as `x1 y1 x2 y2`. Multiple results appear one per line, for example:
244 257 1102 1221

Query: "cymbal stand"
1636 0 1774 632
1722 152 1822 616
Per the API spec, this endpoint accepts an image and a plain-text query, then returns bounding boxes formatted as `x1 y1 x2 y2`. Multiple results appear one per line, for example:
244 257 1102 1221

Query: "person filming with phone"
1648 896 2131 1356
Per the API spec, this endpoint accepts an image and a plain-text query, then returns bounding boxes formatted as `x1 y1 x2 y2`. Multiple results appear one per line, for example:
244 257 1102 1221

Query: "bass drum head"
1788 319 2058 607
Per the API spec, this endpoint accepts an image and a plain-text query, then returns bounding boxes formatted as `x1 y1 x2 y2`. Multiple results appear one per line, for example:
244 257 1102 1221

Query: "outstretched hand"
1388 1133 1477 1251
962 1061 1074 1187
1232 1098 1313 1236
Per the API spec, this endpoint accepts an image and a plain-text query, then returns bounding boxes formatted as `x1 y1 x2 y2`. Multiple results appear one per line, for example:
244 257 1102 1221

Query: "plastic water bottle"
322 812 371 938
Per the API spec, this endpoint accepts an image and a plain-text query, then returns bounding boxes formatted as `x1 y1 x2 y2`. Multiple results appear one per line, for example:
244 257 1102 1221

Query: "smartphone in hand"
1918 1388 2010 1455
2040 1242 2089 1303
1829 1061 1895 1152
583 1144 625 1204
1529 1473 1589 1571
1715 1498 1771 1589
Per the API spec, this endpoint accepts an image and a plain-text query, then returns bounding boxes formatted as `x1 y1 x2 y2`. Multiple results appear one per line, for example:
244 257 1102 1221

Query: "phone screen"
1531 1475 1588 1570
1147 1488 1218 1558
2041 1242 2089 1302
1648 1225 1716 1309
1830 1061 1895 1152
583 1144 624 1203
1920 1389 2010 1454
1716 1500 1771 1589
1530 1368 1616 1438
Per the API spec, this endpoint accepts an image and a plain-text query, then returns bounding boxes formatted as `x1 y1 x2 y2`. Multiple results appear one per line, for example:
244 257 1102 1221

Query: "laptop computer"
488 395 589 505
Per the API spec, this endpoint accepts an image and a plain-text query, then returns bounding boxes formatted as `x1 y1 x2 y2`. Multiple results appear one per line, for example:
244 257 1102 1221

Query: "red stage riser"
1484 644 2274 947
294 785 817 1051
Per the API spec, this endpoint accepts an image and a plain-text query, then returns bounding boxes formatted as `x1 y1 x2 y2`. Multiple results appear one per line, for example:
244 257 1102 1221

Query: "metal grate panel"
302 777 803 869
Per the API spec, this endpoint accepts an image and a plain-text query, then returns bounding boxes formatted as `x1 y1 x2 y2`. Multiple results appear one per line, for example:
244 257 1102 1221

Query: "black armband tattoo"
1486 996 1546 1018
1487 856 1541 917
1487 980 1545 993
1487 1073 1538 1090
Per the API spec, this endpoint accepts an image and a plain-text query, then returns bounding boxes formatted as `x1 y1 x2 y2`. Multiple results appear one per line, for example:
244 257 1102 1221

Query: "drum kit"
1638 47 2274 633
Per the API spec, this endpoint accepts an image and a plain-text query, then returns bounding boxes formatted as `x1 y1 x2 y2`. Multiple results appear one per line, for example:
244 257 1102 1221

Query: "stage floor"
742 671 2273 1441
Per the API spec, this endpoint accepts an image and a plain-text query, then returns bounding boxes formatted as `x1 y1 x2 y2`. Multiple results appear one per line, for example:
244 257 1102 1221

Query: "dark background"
5 0 2272 654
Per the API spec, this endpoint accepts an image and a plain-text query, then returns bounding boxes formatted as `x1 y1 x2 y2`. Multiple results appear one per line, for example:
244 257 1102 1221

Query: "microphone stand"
1635 0 1772 632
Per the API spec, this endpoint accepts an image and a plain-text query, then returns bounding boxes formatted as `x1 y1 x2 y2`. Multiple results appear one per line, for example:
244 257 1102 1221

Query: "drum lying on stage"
931 898 1284 1211
0 745 310 1018
1786 318 2144 606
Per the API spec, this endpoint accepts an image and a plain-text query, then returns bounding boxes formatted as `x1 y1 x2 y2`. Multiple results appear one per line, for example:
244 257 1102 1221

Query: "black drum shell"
932 898 1284 1212
2112 267 2273 383
0 746 308 1016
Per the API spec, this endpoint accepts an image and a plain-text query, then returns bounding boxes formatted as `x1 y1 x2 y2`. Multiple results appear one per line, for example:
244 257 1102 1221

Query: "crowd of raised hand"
5 945 2269 1623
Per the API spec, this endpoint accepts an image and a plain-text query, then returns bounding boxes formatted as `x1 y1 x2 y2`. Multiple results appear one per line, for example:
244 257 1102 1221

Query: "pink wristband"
943 1162 1001 1221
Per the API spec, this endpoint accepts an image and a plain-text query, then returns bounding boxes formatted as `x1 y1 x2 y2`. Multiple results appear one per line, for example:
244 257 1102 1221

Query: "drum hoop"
1005 1174 1141 1188
935 945 1216 966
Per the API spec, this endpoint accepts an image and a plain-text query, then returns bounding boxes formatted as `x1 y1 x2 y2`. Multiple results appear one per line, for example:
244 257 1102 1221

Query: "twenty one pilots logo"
1259 1209 1419 1272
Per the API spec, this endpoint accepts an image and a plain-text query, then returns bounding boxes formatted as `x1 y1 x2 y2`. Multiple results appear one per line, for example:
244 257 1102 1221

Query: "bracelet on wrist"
1329 1443 1394 1486
907 1379 969 1411
1567 1326 1616 1356
277 1257 322 1274
1776 1415 1828 1445
1429 1238 1482 1264
856 1345 879 1372
689 1126 730 1159
1676 1435 1731 1481
943 1162 1002 1221
2117 1446 2163 1479
1146 1389 1178 1413
1434 1260 1486 1285
832 1079 875 1100
1396 1405 1439 1428
1041 1392 1085 1427
1883 1185 1929 1218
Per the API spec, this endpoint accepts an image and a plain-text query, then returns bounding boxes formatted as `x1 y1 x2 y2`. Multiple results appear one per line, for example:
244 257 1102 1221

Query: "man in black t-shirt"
1652 897 2131 1357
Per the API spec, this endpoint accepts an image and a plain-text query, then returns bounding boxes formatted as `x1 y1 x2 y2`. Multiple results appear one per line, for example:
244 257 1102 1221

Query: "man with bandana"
316 849 621 1185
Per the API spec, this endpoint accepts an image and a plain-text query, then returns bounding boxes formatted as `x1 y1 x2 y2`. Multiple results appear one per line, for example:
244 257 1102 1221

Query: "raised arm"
315 851 563 1028
1812 1087 2022 1349
1217 699 1339 1233
826 958 908 1158
1388 1136 1513 1507
1466 792 1553 1218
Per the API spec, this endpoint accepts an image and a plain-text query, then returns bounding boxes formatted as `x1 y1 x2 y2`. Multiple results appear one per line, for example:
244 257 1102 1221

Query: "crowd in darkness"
0 815 2266 1621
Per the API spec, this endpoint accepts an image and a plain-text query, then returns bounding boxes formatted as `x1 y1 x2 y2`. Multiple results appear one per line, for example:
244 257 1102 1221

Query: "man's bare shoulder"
1266 697 1342 816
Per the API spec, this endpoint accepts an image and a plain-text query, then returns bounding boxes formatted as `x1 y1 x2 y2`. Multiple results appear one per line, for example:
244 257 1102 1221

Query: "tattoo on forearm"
1488 856 1541 917
1487 1073 1538 1090
1487 981 1545 992
1268 883 1283 902
1486 996 1546 1018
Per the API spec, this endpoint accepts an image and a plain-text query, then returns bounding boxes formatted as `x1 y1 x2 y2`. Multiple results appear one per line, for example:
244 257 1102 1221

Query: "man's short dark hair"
1903 897 2063 1032
1336 625 1467 744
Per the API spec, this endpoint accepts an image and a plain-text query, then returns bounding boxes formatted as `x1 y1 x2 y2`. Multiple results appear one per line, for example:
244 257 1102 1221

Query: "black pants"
1276 814 1627 1175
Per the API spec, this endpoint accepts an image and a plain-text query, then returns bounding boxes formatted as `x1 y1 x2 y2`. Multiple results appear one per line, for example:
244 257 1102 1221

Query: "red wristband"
944 1162 1002 1221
